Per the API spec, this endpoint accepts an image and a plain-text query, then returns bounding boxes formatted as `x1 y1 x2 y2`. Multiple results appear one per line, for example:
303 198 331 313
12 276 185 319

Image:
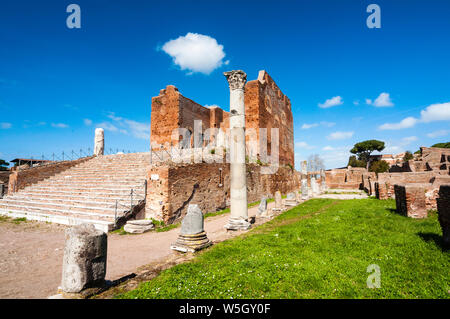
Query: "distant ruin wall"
325 167 366 189
7 156 94 195
146 163 300 224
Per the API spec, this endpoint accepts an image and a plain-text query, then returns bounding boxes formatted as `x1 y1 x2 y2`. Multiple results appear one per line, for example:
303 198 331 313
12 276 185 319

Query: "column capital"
224 70 247 90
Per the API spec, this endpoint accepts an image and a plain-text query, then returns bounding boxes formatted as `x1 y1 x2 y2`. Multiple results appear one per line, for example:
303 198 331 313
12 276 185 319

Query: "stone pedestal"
301 178 309 200
437 185 450 246
272 190 283 213
171 204 212 252
394 184 430 218
223 70 250 231
284 192 298 207
124 220 154 234
61 224 107 293
94 128 104 156
311 177 320 196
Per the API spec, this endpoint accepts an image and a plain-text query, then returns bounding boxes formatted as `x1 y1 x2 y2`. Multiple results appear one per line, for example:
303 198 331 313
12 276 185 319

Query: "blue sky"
0 0 449 169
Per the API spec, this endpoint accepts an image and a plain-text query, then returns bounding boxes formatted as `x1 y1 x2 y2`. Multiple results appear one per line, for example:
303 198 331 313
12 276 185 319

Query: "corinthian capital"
224 70 247 90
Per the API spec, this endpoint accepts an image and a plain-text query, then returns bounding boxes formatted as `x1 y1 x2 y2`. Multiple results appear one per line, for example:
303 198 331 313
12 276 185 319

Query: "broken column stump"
437 184 450 246
61 223 107 294
284 192 298 207
171 204 212 253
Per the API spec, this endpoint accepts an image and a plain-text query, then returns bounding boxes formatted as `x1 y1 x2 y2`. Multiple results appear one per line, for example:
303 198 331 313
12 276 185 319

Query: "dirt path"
0 202 276 299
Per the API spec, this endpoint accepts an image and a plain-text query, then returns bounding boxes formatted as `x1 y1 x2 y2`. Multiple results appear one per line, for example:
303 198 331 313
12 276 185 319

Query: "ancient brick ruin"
150 70 295 166
146 70 298 223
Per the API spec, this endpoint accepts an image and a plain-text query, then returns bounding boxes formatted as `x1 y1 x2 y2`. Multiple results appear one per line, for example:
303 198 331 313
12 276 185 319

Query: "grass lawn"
117 198 449 299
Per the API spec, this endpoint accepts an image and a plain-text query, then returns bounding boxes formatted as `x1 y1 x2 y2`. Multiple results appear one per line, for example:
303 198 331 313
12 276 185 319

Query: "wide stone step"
27 185 145 193
39 181 145 188
0 209 115 232
10 192 146 202
0 200 122 215
2 196 135 209
50 177 145 183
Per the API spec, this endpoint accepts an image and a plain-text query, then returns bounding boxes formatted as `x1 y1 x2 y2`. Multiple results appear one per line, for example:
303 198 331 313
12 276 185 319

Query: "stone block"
437 184 450 246
61 224 107 293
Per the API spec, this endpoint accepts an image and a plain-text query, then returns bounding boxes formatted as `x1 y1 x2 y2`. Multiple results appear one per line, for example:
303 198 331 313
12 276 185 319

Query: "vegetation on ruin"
431 142 450 148
403 151 414 162
347 155 366 168
369 160 390 173
350 140 385 168
117 198 449 299
0 159 9 171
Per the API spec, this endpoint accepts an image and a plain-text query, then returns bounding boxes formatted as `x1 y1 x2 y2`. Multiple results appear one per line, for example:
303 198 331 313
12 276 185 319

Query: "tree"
350 139 385 169
431 142 450 148
403 151 414 162
0 159 9 171
347 155 366 168
307 154 325 172
369 160 390 173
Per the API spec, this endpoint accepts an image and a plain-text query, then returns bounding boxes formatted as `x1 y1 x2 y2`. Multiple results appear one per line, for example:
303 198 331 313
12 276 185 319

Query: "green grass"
117 198 449 299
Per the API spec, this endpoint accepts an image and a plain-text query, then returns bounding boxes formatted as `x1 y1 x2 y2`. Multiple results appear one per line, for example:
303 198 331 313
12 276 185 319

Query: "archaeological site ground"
0 0 449 311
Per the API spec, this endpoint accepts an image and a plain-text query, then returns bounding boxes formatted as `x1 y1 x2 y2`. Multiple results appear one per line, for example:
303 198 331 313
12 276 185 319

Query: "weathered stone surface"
257 197 267 216
181 204 204 235
301 179 309 200
172 205 212 252
286 192 295 200
94 128 104 156
437 184 450 246
311 177 320 196
274 191 282 209
124 220 154 234
394 184 430 218
61 223 107 293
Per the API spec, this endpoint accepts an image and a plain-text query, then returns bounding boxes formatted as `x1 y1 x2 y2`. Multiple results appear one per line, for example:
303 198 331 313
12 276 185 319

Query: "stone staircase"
0 152 151 232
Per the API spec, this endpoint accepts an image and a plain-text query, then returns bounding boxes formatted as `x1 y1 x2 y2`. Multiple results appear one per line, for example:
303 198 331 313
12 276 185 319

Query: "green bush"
347 155 366 168
369 160 390 173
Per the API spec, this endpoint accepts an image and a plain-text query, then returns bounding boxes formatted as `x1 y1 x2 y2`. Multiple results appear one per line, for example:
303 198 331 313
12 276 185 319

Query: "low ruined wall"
437 184 450 245
375 171 443 200
146 162 300 224
325 167 366 189
0 171 11 195
394 183 432 218
8 156 94 194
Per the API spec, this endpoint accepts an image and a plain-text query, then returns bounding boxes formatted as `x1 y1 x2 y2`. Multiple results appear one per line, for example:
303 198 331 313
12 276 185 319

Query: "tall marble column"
320 169 327 192
223 70 250 230
94 128 104 156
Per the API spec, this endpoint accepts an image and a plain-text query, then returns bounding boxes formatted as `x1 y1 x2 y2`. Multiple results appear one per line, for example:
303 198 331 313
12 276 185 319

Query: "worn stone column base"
49 282 109 299
258 210 273 219
170 231 212 253
224 217 251 231
284 199 298 207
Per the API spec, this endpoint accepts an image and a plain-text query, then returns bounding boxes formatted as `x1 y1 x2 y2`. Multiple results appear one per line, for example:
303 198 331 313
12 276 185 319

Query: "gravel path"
0 202 275 299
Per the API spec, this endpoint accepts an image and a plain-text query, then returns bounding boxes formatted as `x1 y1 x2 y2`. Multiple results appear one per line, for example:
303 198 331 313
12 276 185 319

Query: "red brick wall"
146 162 300 224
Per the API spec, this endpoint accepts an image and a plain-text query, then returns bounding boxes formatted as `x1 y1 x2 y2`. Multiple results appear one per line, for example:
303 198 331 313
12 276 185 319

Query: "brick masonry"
437 184 450 246
150 70 294 166
146 162 300 224
394 183 431 218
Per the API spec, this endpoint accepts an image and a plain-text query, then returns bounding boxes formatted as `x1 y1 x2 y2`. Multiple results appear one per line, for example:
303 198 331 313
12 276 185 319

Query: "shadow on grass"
418 232 449 252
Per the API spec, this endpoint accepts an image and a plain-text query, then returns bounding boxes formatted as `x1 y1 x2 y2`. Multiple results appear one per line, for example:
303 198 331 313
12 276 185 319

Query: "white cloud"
99 112 150 139
327 131 354 140
84 119 92 126
301 121 335 130
378 117 418 130
97 122 118 132
420 102 450 122
318 96 343 108
0 122 12 129
161 33 227 75
301 123 319 129
323 146 334 151
295 141 315 149
353 100 360 106
402 136 418 144
366 92 394 107
427 129 449 138
51 123 69 128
